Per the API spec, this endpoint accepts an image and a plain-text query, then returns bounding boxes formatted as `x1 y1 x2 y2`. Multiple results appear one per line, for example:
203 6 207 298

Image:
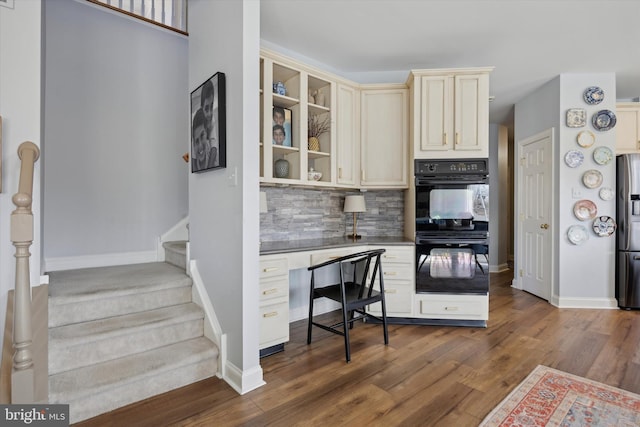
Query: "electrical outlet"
572 188 582 199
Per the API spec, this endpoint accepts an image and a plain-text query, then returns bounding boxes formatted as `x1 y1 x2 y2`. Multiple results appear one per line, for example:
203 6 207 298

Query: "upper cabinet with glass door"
260 49 335 186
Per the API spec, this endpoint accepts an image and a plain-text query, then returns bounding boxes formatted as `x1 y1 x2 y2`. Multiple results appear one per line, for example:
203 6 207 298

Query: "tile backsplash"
260 187 404 242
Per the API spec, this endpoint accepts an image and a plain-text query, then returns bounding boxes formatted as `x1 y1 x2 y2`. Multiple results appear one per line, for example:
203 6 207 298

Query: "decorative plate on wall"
582 169 603 188
593 146 614 165
573 199 598 221
592 110 617 131
592 216 616 237
583 86 604 105
567 225 589 245
576 130 595 148
564 150 584 168
566 108 587 128
599 187 614 201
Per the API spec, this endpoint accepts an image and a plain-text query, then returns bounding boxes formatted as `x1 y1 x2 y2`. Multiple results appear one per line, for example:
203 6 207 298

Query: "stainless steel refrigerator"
616 153 640 309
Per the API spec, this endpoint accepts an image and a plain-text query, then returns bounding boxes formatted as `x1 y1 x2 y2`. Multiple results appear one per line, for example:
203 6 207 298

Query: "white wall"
488 123 509 272
43 0 189 262
556 73 616 306
0 0 42 350
515 74 617 307
188 0 262 393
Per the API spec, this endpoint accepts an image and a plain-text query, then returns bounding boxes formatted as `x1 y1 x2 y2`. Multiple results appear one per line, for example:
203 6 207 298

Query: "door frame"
513 128 555 301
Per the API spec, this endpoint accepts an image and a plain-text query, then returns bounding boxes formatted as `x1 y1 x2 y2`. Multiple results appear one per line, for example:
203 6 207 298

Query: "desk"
258 237 414 356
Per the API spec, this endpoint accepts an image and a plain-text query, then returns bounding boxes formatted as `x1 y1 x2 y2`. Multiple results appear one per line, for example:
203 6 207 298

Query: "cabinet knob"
263 288 278 295
384 271 397 276
385 289 398 294
443 133 448 145
338 167 342 179
455 132 460 145
263 267 278 272
263 311 278 318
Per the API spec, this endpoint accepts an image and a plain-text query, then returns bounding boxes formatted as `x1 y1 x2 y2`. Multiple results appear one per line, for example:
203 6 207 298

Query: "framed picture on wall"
190 72 226 173
272 106 292 147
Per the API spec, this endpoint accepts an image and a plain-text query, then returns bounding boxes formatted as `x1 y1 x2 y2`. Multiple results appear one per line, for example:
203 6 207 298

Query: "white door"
517 129 553 300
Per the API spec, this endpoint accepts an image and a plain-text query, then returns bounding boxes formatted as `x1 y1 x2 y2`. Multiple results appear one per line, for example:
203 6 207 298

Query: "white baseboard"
489 263 510 273
224 361 265 395
553 296 618 309
44 250 158 272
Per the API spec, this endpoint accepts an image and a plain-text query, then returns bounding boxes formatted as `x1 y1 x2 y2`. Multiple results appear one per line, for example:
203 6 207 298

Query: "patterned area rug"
480 365 640 426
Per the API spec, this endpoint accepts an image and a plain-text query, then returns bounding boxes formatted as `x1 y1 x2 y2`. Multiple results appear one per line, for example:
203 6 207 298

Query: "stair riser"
165 249 186 270
49 319 204 375
62 358 216 424
49 286 192 327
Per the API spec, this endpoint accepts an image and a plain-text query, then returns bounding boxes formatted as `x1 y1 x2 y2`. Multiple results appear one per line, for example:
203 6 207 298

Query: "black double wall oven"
415 159 490 295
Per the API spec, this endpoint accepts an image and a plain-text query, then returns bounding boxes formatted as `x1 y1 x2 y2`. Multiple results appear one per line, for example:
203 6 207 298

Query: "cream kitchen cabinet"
366 245 415 317
260 49 336 186
336 83 360 187
259 255 289 356
409 68 493 159
616 103 640 153
360 85 409 188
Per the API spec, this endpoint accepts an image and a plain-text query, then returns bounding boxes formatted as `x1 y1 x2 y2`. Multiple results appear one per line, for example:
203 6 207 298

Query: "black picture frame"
272 106 292 147
190 72 226 173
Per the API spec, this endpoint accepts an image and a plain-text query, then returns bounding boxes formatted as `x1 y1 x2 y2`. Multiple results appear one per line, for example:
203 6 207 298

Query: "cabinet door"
419 75 453 152
360 88 409 188
336 84 359 186
616 105 640 153
454 73 489 154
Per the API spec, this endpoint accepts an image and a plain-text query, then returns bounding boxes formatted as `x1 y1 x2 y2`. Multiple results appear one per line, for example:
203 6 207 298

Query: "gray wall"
189 0 261 385
260 188 404 242
43 0 189 259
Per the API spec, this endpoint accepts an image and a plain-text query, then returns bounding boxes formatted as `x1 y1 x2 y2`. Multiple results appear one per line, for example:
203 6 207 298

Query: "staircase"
47 242 218 423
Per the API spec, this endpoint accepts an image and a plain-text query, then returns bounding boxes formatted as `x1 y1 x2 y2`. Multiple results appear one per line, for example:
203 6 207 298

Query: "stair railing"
11 141 40 403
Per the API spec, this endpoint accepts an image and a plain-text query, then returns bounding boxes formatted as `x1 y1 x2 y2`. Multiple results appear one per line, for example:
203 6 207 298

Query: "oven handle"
415 177 488 186
416 238 488 245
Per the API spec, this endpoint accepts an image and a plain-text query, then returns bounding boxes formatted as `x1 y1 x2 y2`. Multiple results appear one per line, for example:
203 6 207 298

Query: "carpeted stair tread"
49 303 203 346
49 337 218 404
48 262 191 304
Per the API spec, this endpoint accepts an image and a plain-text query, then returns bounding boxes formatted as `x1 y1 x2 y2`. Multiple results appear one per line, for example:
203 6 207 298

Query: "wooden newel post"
11 141 39 403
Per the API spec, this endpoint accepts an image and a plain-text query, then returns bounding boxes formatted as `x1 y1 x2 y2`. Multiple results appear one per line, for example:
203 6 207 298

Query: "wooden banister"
11 141 40 403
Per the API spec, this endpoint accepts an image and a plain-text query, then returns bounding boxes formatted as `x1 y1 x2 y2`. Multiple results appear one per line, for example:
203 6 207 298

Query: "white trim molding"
224 361 265 395
551 296 619 309
44 250 158 272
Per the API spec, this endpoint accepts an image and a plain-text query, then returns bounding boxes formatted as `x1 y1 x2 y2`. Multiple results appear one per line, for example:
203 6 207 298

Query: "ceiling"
260 0 640 128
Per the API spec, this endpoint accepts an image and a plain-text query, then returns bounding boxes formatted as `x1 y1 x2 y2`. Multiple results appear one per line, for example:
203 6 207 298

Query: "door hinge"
520 157 526 166
519 269 523 277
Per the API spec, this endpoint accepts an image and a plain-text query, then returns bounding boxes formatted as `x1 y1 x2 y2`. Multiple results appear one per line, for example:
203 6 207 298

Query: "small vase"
308 90 315 104
308 137 320 152
274 158 289 178
316 89 325 107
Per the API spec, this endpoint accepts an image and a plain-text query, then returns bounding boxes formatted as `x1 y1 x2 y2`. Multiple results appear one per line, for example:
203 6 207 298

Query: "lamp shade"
344 195 366 213
260 191 268 213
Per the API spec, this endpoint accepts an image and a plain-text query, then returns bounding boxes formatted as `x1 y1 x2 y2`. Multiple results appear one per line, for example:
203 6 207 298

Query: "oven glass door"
416 240 489 294
416 180 489 234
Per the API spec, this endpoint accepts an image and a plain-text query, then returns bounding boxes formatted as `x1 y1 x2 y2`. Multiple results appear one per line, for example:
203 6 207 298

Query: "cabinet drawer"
368 287 413 315
380 247 414 265
416 294 488 320
259 301 289 349
310 248 364 266
260 257 288 279
260 275 288 303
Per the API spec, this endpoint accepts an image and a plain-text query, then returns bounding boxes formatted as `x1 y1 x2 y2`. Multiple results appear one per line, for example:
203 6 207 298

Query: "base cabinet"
414 293 488 321
259 255 289 354
367 245 415 316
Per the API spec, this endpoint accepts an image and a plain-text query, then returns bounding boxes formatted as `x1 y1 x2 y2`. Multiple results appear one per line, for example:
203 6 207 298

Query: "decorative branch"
308 114 331 138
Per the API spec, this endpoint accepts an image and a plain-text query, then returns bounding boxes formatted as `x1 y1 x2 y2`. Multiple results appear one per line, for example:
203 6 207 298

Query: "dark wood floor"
76 270 640 426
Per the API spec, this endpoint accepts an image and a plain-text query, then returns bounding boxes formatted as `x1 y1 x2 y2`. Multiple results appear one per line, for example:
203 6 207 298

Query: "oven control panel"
415 158 488 175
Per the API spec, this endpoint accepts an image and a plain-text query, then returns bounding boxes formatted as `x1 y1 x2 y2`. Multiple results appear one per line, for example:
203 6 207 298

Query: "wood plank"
75 271 640 426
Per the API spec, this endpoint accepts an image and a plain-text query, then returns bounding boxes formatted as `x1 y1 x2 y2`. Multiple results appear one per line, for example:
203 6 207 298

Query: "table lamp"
344 195 366 239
